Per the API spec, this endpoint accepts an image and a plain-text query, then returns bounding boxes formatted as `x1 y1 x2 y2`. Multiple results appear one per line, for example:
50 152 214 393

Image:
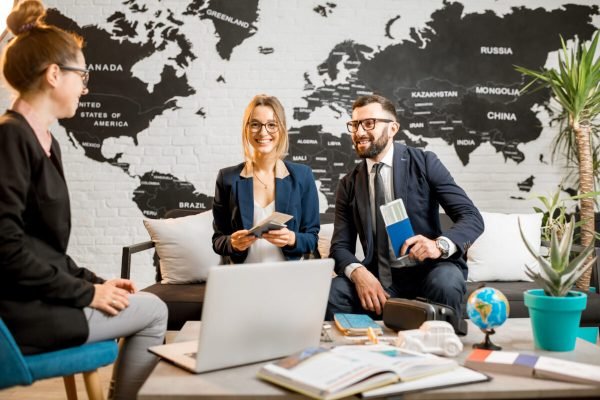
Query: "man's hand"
351 267 390 315
262 228 296 248
90 281 132 316
401 235 442 262
230 230 258 251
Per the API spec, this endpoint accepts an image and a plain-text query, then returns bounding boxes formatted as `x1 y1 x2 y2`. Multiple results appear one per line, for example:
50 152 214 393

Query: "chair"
121 208 320 330
0 318 118 400
121 208 208 330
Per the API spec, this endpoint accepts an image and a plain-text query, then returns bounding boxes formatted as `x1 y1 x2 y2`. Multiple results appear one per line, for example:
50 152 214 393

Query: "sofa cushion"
318 223 364 260
467 212 542 282
143 210 220 284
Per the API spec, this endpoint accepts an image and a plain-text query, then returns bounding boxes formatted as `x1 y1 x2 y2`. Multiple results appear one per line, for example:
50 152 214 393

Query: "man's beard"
353 132 389 159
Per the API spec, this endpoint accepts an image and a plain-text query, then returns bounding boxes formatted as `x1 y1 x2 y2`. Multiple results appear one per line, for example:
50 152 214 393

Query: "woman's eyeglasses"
58 65 90 88
247 121 279 134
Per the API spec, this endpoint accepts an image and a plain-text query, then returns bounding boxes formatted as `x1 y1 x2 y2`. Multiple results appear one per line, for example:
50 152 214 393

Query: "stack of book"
465 349 600 385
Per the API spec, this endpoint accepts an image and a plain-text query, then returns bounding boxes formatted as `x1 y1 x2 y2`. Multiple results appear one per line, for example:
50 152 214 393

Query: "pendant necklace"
253 169 272 189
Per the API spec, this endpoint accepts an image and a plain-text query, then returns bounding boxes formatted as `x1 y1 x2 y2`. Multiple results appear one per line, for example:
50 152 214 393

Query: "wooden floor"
0 331 177 400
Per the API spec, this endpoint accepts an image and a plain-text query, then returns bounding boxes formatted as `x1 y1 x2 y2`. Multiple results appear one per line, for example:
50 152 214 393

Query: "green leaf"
516 30 600 293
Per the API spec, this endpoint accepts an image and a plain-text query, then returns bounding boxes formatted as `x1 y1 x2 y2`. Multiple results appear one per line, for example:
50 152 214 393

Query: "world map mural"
45 0 599 220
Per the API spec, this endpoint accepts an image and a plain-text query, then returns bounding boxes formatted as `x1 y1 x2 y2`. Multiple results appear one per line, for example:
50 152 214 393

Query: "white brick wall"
1 0 598 287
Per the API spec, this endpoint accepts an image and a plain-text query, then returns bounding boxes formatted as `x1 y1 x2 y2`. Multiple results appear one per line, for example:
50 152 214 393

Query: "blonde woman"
212 94 319 263
0 2 167 399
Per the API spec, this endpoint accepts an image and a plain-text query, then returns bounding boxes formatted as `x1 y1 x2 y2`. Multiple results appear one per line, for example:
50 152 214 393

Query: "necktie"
373 163 392 288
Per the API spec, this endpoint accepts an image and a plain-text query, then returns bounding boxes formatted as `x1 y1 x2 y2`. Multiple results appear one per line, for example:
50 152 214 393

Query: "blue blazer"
212 160 320 263
330 143 484 277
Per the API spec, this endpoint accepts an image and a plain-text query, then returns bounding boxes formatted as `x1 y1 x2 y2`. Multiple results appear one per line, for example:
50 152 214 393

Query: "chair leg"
63 375 78 400
83 370 105 400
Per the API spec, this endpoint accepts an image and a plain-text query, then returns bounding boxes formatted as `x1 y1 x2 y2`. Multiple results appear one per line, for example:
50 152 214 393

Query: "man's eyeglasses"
58 65 90 88
248 120 279 134
346 118 394 133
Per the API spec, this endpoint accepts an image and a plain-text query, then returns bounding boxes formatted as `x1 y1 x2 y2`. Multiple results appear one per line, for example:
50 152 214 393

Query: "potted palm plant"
515 29 600 291
520 218 597 351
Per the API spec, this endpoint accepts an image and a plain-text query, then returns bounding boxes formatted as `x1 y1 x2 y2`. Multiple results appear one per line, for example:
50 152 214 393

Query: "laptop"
148 258 334 373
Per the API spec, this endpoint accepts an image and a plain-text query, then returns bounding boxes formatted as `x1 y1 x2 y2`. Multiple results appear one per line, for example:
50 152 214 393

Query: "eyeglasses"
58 65 90 88
247 120 279 134
346 118 394 133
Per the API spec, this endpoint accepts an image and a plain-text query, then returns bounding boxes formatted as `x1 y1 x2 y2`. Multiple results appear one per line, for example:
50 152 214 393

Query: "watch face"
435 239 450 257
437 238 449 253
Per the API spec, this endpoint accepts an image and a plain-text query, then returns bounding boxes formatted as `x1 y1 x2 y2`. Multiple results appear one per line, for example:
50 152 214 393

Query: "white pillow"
318 223 335 258
143 210 220 284
318 223 364 260
467 211 542 282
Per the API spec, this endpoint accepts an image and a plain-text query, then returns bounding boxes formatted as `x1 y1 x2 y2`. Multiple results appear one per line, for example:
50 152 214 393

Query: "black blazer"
0 111 104 355
330 143 484 277
212 160 320 263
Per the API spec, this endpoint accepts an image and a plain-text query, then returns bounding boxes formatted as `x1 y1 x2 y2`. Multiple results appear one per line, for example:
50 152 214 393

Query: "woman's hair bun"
7 0 46 36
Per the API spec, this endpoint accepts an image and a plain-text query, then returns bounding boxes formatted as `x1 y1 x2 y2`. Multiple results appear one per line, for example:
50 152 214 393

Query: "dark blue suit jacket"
212 160 320 263
330 143 484 277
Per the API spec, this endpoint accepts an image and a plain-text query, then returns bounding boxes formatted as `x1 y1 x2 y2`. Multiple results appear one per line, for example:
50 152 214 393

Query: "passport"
379 199 415 259
248 211 293 238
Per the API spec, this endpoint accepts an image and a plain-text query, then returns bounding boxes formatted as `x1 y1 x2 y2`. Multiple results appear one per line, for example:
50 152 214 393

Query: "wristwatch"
435 237 450 259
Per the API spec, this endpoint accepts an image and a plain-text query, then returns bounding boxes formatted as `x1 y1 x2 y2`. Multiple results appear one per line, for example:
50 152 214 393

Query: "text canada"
87 64 124 72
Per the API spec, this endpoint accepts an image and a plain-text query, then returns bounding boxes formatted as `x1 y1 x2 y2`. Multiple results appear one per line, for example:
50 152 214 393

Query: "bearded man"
325 94 484 320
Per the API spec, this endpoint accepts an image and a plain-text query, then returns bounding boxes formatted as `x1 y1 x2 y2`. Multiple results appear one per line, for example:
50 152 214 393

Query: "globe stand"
473 328 502 350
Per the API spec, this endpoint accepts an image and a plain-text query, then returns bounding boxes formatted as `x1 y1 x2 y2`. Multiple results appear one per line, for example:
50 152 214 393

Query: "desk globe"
466 287 510 350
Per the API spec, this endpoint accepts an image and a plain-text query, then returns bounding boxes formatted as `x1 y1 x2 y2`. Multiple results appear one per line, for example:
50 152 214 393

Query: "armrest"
540 240 600 292
121 241 155 279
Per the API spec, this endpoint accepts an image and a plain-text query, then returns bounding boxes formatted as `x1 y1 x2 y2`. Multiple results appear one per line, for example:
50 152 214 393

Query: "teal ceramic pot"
524 289 587 351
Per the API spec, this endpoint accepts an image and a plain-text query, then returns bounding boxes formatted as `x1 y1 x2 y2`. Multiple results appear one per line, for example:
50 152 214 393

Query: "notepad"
334 313 383 336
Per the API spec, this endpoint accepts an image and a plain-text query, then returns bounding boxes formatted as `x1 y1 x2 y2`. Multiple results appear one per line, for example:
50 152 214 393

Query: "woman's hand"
106 278 136 293
230 229 258 252
90 280 133 316
262 228 296 248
